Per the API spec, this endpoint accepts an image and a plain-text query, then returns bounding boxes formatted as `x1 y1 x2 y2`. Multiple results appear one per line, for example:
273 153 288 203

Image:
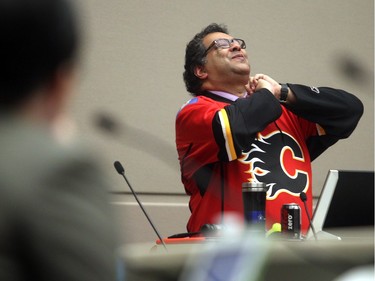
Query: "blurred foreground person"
0 0 120 280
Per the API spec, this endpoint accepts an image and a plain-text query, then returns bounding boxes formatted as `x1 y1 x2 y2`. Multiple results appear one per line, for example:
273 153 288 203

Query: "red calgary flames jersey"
176 84 362 234
176 94 317 234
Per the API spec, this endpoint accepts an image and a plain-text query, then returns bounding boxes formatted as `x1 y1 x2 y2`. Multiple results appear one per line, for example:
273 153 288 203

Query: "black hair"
0 0 80 108
183 23 229 95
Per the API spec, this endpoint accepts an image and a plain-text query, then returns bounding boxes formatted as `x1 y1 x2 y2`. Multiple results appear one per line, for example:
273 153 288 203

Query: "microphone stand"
114 161 168 252
300 192 318 241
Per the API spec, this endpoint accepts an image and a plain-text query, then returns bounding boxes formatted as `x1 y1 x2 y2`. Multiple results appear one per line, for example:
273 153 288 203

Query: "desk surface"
120 227 374 281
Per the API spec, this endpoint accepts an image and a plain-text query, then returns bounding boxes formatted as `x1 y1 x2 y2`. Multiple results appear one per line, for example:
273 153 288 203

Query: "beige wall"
73 0 374 244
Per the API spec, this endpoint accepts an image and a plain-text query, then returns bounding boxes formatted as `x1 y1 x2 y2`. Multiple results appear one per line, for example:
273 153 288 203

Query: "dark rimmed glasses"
204 38 246 55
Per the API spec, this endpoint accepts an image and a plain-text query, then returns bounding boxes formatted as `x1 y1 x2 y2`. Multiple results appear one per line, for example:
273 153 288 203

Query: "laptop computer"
306 170 374 240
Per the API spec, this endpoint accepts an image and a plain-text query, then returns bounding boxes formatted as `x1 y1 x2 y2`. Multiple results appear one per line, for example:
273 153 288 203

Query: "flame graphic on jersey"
239 131 309 200
239 135 270 182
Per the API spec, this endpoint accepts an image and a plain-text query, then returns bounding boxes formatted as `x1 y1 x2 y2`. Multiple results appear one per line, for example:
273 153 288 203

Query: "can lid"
282 203 301 209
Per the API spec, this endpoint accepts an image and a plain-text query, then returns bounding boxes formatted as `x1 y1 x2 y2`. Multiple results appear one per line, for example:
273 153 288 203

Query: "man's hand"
245 74 282 97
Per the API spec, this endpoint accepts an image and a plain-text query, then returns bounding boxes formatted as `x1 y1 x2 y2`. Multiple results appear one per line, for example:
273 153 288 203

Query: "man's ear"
194 65 208 79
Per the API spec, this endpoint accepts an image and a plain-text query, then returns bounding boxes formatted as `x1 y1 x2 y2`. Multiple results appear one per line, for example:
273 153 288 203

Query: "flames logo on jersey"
239 131 309 200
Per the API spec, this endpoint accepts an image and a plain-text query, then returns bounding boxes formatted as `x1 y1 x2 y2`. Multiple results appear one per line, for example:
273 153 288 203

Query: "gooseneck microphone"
113 161 167 251
300 192 318 241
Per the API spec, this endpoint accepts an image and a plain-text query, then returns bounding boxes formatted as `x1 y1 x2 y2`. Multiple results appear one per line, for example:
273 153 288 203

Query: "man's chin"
234 67 250 76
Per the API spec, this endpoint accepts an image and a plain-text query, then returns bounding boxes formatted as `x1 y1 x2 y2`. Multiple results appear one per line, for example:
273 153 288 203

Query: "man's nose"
230 41 242 51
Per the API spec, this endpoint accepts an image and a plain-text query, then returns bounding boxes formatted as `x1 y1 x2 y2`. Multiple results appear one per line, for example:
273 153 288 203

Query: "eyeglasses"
204 38 246 55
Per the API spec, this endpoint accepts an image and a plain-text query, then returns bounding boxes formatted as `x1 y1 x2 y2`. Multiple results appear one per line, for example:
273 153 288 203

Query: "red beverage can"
281 203 301 239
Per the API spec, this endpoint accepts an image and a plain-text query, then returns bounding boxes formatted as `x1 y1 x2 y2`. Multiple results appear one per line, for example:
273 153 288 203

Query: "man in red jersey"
176 23 363 235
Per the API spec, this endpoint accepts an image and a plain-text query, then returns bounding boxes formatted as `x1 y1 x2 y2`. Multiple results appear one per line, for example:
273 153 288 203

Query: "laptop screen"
307 170 374 239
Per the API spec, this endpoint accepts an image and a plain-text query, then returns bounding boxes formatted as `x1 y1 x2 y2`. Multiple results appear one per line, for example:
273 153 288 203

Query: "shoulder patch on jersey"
177 97 198 116
181 97 198 109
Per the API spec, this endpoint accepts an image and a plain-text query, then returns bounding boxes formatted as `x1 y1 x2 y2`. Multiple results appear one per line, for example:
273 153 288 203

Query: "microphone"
113 161 167 251
300 192 318 241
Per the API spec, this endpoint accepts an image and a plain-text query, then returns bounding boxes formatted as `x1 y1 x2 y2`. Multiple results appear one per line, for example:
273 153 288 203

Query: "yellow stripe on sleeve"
218 109 237 161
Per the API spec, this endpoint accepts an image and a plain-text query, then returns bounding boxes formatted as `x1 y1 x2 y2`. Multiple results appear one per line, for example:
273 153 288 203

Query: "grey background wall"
72 0 373 244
